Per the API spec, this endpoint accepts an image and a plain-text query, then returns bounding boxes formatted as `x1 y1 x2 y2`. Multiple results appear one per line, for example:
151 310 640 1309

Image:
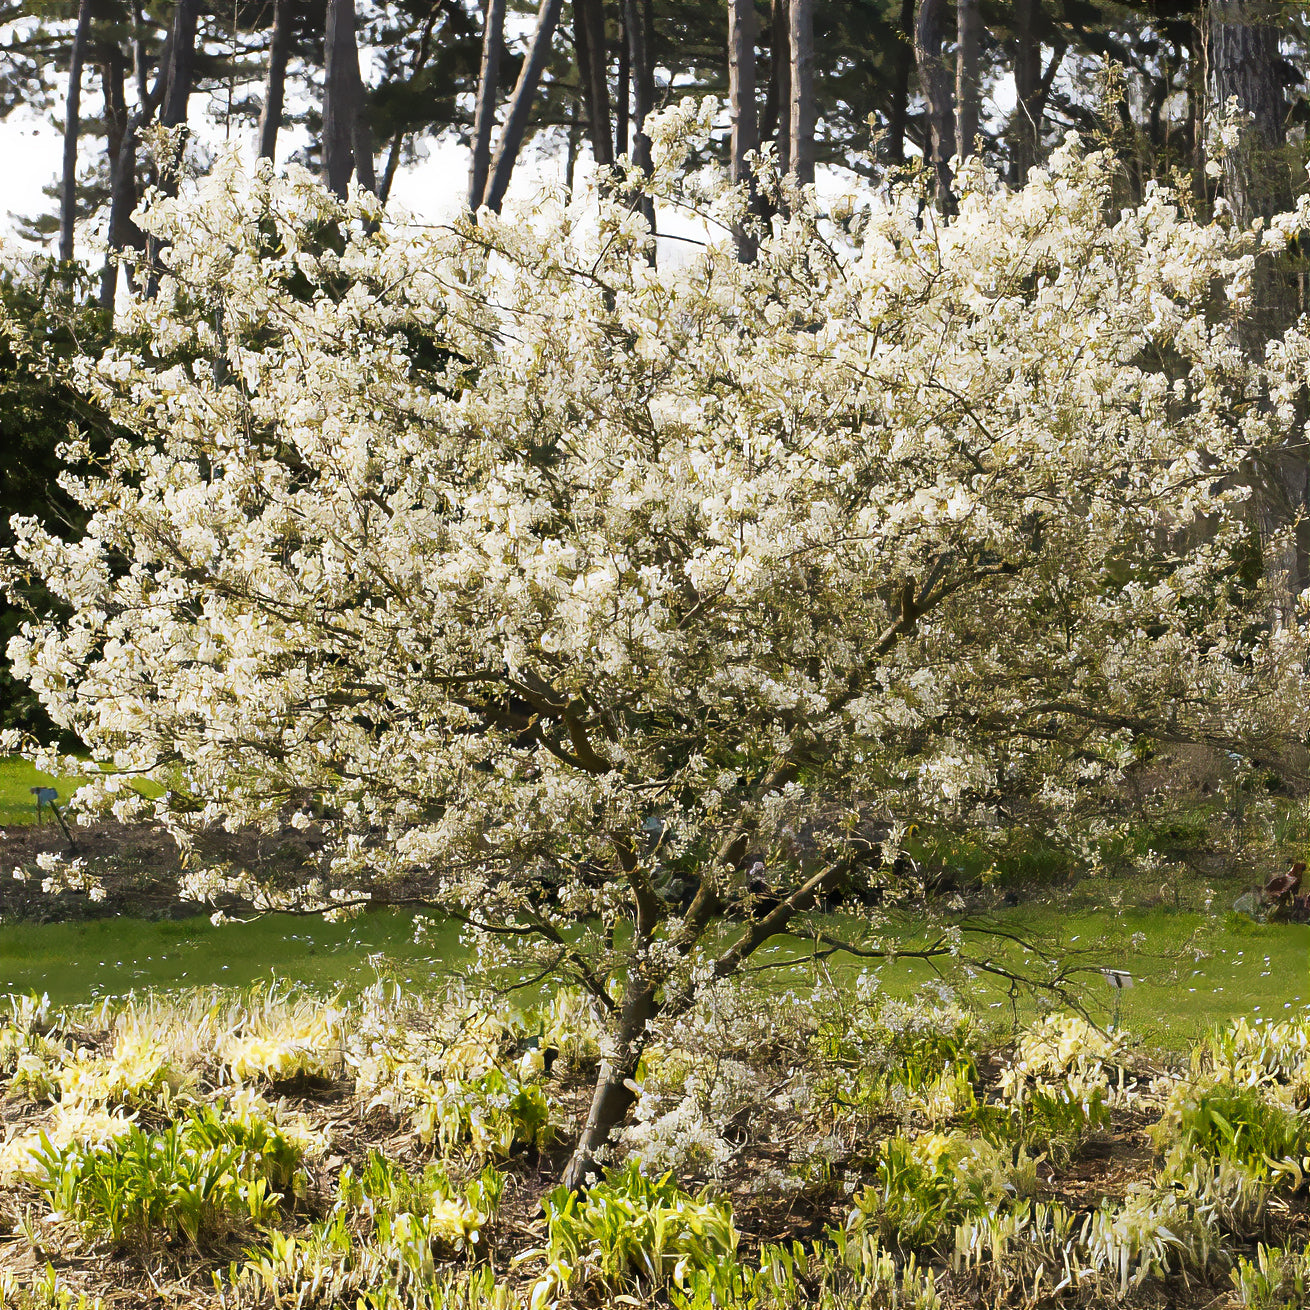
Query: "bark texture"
482 0 564 212
469 0 506 209
257 0 293 161
59 0 93 265
914 0 955 207
1009 0 1041 183
955 0 981 163
323 0 375 198
729 0 759 259
765 0 790 174
573 0 613 169
788 0 814 184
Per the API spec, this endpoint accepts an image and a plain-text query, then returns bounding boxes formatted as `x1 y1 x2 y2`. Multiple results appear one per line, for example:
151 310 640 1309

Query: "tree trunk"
59 0 93 266
616 12 629 158
469 0 507 209
885 0 915 163
914 0 954 208
623 0 653 173
159 0 199 132
573 0 613 169
324 0 375 198
144 0 200 298
955 0 980 164
766 0 789 175
100 11 173 312
1210 0 1291 225
728 0 759 259
1009 0 1041 184
257 0 293 161
787 0 813 184
561 979 658 1191
1210 0 1302 623
481 0 564 212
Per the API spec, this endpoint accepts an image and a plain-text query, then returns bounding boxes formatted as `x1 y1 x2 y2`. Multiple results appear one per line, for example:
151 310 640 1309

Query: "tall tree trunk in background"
1210 0 1291 225
573 0 613 170
59 0 93 266
1009 0 1041 183
624 0 653 174
482 0 564 212
323 0 375 198
159 0 199 132
914 0 954 208
469 0 506 209
788 0 814 184
955 0 980 164
728 0 759 258
100 9 173 313
764 0 789 174
257 0 293 160
1211 0 1303 622
622 0 656 233
616 11 629 158
885 0 914 163
144 0 200 298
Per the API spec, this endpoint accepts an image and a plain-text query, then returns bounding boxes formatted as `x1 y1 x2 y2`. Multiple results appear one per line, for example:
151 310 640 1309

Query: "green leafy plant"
1232 1240 1310 1308
32 1103 307 1249
1153 1080 1310 1180
852 1130 1037 1252
537 1161 738 1300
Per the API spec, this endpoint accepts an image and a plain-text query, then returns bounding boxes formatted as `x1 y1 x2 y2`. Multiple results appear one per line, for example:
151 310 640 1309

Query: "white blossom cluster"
3 106 1309 1037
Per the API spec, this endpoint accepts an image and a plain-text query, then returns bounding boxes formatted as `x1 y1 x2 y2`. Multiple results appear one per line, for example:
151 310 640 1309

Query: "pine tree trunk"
324 0 375 198
1210 0 1302 622
469 0 506 209
623 0 653 175
100 10 174 312
1210 0 1291 225
955 0 980 164
914 0 954 208
728 0 759 259
787 0 813 184
159 0 199 131
59 0 93 266
766 0 789 175
257 0 293 161
885 0 914 163
481 0 564 212
616 12 629 159
573 0 613 169
1009 0 1040 183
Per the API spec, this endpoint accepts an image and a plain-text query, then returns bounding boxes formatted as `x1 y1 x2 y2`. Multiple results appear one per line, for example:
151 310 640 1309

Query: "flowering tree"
6 103 1309 1185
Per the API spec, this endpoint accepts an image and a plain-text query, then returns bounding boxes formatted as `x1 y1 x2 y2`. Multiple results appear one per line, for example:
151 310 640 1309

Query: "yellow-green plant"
536 1161 737 1302
853 1130 1037 1252
32 1103 307 1249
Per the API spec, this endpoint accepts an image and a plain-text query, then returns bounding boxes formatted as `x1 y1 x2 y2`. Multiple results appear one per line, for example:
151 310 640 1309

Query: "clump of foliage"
32 1099 308 1249
536 1161 738 1302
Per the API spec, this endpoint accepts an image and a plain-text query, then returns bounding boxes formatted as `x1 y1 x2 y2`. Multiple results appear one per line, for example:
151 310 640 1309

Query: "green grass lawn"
1 749 1303 1047
0 756 91 826
0 896 1300 1051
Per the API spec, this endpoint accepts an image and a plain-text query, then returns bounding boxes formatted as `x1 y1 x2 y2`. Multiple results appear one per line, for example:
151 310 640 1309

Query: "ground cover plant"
0 979 1304 1308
